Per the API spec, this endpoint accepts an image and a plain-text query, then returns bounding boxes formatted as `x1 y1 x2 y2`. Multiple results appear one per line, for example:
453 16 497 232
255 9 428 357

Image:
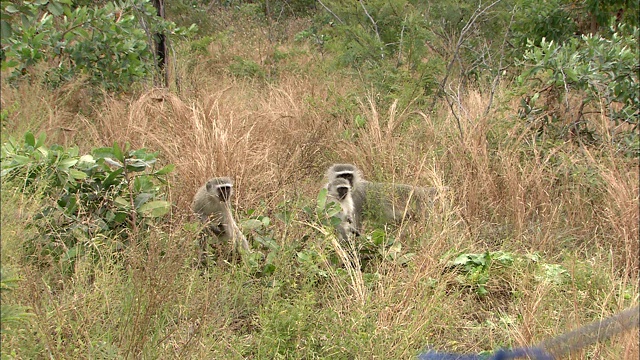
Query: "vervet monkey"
325 163 367 226
326 177 360 240
325 163 445 225
192 177 250 255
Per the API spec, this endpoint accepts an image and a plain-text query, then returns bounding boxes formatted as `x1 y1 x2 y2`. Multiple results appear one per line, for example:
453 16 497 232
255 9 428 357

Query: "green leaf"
103 157 123 169
114 196 130 209
451 254 472 266
325 201 342 218
47 2 64 16
138 200 171 217
77 154 95 165
242 219 264 231
133 176 154 192
24 132 35 147
316 188 328 211
370 229 386 246
0 20 12 39
133 193 153 209
57 158 78 169
35 132 46 148
354 114 366 128
92 147 116 159
297 252 311 262
112 142 123 162
5 5 19 14
125 159 148 172
69 168 87 180
153 164 174 175
102 168 123 188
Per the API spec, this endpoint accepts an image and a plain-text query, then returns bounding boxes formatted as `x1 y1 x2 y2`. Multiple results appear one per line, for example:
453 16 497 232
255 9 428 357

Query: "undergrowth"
1 4 638 360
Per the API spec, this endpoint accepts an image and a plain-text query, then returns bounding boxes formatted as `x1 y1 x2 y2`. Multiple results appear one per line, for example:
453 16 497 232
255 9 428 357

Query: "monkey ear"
217 184 233 202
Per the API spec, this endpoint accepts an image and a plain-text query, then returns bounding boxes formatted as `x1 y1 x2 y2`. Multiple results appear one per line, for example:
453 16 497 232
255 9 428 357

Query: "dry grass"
1 15 638 360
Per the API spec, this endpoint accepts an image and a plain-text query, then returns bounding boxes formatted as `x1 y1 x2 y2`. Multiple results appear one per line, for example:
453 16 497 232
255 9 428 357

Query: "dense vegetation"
1 0 638 358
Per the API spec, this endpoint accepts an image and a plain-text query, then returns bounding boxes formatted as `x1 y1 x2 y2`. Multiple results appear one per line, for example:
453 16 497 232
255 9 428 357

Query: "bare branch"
316 0 344 25
429 0 503 113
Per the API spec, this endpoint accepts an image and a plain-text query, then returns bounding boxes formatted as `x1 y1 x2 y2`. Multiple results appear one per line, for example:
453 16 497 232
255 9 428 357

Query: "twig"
429 0 503 115
396 14 408 67
316 0 344 25
484 5 516 116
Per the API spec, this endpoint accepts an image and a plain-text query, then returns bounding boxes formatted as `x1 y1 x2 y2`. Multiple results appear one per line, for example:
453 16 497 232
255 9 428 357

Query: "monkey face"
328 178 351 201
216 185 233 202
336 185 350 201
205 179 234 203
336 172 355 187
327 164 360 188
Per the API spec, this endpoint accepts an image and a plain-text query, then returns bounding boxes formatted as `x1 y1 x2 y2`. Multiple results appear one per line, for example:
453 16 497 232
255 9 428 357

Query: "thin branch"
358 0 380 42
484 5 516 116
396 14 408 67
358 0 384 59
429 0 503 114
316 0 344 25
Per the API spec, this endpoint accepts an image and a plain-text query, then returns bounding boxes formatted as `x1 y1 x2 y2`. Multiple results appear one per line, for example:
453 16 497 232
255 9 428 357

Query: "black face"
337 172 355 187
216 185 233 202
209 223 226 236
336 185 350 201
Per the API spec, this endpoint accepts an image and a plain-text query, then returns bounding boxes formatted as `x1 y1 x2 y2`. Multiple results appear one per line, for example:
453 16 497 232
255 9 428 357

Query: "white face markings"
326 177 358 238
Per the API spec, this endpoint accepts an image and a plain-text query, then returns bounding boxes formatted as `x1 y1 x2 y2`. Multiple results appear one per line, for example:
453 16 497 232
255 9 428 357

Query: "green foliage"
517 26 639 154
511 0 578 48
1 132 174 273
446 251 572 296
307 0 444 105
211 0 317 19
242 214 278 276
0 267 33 334
228 56 266 79
0 0 195 91
448 251 515 296
302 188 414 272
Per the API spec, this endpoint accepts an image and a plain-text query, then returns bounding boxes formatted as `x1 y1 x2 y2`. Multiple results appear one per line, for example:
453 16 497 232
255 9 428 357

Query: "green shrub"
228 56 266 79
511 0 577 49
517 25 639 154
1 132 174 273
0 0 195 91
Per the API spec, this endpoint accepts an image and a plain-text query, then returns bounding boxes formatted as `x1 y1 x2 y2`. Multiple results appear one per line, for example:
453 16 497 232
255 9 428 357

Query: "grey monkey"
325 164 367 234
326 177 360 240
192 177 250 255
325 163 445 226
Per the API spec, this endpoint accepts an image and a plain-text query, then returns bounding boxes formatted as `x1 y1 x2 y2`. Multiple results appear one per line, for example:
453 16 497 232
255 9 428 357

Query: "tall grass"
1 13 637 359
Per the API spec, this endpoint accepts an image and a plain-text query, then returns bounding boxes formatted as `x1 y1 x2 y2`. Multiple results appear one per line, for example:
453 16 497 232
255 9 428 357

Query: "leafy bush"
242 214 279 276
1 132 174 273
228 56 266 79
511 0 578 49
517 25 639 154
0 0 195 91
447 251 516 296
306 0 445 105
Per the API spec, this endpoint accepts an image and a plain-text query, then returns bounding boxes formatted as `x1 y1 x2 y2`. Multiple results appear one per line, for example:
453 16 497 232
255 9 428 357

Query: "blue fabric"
417 347 554 360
